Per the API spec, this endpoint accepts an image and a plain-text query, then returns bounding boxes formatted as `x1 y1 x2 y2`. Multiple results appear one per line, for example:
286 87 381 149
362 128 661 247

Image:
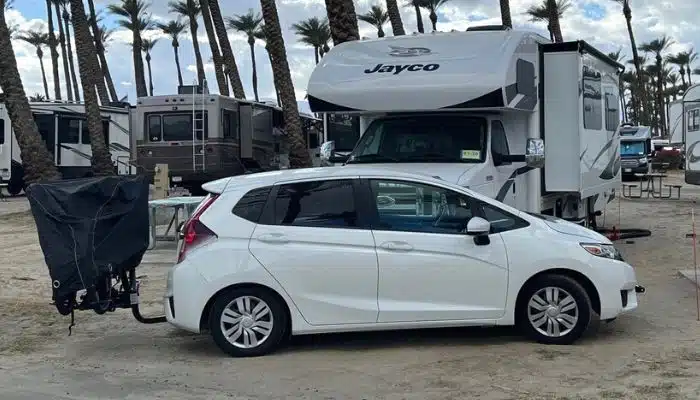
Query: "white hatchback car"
165 166 644 357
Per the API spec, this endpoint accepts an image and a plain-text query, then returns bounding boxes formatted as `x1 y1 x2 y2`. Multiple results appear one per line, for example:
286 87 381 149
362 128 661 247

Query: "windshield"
620 140 646 157
346 116 487 164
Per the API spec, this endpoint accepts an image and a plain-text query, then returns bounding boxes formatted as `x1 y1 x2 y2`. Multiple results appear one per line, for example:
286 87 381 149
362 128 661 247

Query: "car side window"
232 186 273 223
272 179 358 228
478 201 529 233
369 179 473 234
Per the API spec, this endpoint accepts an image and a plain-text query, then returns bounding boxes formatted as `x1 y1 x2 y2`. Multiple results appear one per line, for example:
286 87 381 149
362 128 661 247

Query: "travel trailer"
308 27 623 227
682 84 700 184
618 124 651 177
0 101 133 195
130 87 323 195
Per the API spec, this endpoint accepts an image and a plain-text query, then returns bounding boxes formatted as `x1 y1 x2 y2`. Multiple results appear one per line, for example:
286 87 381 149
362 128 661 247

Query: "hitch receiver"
635 285 646 294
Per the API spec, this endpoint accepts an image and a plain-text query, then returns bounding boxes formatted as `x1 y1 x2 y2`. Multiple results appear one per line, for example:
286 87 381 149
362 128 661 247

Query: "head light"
580 243 624 261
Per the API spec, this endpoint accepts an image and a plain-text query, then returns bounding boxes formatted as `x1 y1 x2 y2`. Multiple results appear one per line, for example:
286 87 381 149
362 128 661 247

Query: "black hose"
597 228 652 241
128 268 167 324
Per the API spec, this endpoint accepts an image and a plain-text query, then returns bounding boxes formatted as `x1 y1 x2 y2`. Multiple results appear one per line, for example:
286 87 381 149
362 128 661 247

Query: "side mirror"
466 216 491 235
525 138 545 168
320 140 335 162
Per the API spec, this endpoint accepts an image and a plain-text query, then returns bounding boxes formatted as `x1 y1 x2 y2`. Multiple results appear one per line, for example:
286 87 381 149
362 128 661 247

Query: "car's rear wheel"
209 287 288 357
517 274 592 345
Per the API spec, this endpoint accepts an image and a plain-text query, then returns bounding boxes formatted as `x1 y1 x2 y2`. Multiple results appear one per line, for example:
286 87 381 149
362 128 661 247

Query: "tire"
517 274 593 345
209 287 288 357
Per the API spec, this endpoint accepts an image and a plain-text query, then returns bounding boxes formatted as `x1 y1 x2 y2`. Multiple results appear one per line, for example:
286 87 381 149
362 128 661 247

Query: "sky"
6 0 700 113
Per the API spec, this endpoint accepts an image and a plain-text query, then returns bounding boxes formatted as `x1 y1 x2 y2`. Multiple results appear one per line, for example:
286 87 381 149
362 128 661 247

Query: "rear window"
232 186 272 223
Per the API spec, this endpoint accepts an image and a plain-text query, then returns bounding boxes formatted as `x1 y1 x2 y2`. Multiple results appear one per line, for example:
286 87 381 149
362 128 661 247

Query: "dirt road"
2 172 700 399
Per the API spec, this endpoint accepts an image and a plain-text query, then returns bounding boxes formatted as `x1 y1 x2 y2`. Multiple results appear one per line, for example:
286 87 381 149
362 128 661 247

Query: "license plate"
624 168 632 173
172 176 182 182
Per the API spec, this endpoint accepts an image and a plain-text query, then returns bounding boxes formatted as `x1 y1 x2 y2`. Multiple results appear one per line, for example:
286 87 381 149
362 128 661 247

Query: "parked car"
165 166 644 357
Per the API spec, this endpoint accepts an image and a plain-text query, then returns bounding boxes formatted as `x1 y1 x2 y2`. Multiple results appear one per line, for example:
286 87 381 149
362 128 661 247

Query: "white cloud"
7 0 700 103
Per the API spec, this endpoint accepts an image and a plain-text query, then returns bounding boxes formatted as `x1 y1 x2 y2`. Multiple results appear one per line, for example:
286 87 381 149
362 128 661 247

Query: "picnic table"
148 196 205 250
622 173 682 199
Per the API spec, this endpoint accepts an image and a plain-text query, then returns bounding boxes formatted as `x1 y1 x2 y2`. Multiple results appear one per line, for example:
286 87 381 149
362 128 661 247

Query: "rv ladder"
192 79 207 172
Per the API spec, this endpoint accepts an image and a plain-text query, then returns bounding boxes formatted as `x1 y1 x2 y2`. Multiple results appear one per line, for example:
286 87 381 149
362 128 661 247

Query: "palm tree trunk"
131 26 148 98
679 69 686 89
173 45 184 87
324 0 360 45
429 11 437 31
385 0 405 35
414 4 424 33
546 0 563 42
87 0 117 102
0 8 60 182
54 2 73 101
206 0 246 98
249 41 259 102
37 51 50 100
45 0 61 100
499 0 512 28
265 47 280 106
146 54 154 96
199 0 228 95
314 45 319 64
623 2 647 125
189 20 206 88
688 65 693 85
62 10 80 101
259 0 311 168
69 0 114 176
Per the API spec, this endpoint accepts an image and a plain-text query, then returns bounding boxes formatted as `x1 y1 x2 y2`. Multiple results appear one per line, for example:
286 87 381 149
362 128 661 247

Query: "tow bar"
126 269 166 324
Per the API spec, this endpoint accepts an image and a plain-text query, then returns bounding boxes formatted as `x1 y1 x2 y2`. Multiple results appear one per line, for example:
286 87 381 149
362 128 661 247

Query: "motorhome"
0 101 133 195
682 84 700 184
130 87 323 195
308 27 623 227
618 124 651 177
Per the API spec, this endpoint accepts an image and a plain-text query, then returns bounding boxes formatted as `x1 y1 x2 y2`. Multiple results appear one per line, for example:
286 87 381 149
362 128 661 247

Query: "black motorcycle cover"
26 175 150 307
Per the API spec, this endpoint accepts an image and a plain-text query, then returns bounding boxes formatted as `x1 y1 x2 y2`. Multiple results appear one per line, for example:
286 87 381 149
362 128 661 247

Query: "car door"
366 178 510 322
248 177 379 326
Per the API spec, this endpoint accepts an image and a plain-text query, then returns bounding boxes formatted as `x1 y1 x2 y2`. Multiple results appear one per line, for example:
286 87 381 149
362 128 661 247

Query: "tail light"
177 194 219 264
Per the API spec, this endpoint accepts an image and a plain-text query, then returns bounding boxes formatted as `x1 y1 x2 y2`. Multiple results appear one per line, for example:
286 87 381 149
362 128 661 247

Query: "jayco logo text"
364 63 440 75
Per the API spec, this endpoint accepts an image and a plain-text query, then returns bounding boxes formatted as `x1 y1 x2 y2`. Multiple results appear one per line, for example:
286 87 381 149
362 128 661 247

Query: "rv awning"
307 29 546 114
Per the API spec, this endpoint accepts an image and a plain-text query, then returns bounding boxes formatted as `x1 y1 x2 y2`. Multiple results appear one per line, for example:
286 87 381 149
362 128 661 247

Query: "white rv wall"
0 105 10 181
668 100 683 145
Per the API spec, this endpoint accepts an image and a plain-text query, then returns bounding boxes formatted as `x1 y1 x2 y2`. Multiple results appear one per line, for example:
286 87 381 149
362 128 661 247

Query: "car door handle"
380 241 413 251
256 233 289 244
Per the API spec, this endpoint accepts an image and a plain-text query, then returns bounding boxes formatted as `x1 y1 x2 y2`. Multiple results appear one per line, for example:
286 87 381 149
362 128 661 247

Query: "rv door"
239 103 253 159
685 107 700 184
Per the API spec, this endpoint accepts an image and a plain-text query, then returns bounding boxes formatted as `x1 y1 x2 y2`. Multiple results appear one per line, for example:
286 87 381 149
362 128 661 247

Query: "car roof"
202 166 449 194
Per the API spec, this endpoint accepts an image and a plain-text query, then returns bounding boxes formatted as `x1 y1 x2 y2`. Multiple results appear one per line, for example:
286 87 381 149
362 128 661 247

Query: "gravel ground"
2 171 700 399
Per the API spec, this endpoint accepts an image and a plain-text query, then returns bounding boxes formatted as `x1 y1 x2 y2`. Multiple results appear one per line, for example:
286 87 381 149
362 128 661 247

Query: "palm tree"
16 30 51 100
385 0 405 35
69 0 113 175
405 0 424 34
87 0 117 102
197 0 228 95
59 2 80 101
667 52 690 89
291 17 331 64
611 0 646 124
0 1 61 182
169 0 206 88
358 5 389 37
500 0 512 28
227 10 264 102
45 0 62 100
108 0 149 98
687 49 697 86
157 20 187 88
639 36 673 136
141 38 158 96
259 0 311 168
419 0 449 32
325 0 360 45
205 0 246 98
29 93 46 102
52 0 73 101
525 0 569 42
254 24 280 105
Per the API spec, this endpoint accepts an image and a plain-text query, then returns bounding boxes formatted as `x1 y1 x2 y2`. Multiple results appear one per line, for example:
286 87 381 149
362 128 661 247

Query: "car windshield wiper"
346 154 400 163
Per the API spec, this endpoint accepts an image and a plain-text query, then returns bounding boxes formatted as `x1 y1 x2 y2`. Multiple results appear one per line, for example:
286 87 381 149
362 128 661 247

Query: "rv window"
582 66 603 130
57 117 80 144
348 115 487 164
605 93 619 131
490 121 510 165
222 109 238 140
327 114 360 152
162 114 191 141
0 119 4 144
690 110 700 132
148 115 162 141
82 120 110 145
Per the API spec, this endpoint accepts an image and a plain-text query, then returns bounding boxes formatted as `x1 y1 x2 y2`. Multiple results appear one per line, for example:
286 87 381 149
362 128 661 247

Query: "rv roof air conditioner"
466 25 511 32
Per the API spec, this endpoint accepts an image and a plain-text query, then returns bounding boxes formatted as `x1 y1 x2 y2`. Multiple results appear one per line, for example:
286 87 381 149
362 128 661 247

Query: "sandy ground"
2 172 700 399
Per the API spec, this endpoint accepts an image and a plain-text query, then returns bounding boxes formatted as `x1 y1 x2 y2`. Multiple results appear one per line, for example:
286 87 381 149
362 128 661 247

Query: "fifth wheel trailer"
308 27 623 227
682 84 700 184
0 101 133 195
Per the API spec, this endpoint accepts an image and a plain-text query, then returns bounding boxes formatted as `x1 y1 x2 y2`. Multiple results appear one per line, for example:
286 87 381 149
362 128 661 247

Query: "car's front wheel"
209 287 288 357
517 274 593 345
